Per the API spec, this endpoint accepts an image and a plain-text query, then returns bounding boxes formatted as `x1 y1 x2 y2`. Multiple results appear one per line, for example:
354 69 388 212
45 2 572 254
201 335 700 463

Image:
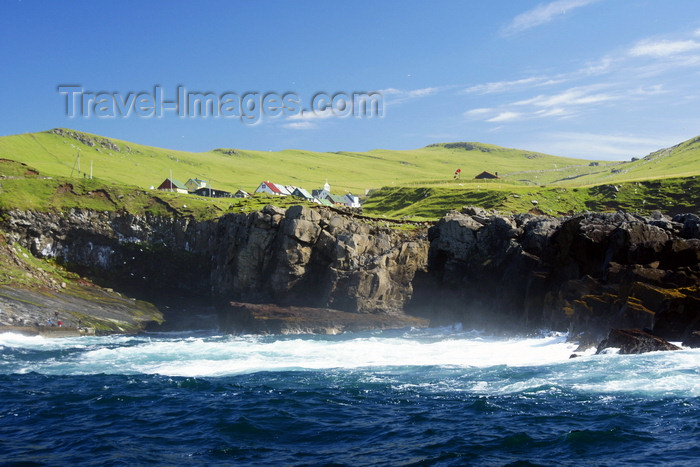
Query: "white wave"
2 330 699 397
0 330 576 376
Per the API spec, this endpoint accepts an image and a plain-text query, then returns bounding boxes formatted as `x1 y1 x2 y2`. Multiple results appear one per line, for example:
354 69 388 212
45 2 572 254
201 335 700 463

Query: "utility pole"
70 149 81 177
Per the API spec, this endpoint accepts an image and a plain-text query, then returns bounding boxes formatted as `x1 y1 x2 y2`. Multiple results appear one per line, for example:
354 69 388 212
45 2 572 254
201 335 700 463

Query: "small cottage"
326 194 346 205
344 193 361 208
185 178 208 192
255 181 290 196
474 171 500 180
157 178 188 194
292 187 314 200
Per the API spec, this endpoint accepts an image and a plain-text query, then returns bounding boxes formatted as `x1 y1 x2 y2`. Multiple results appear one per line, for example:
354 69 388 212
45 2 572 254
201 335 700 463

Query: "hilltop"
0 128 599 194
0 128 698 219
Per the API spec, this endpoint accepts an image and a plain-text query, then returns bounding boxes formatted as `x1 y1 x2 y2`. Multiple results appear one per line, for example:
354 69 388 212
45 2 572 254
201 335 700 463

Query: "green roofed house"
326 194 346 205
157 178 188 194
315 198 333 206
292 187 314 200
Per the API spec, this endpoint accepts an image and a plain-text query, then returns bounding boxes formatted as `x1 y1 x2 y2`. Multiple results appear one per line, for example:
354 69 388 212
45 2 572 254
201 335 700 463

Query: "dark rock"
596 328 681 354
682 331 700 348
219 301 428 335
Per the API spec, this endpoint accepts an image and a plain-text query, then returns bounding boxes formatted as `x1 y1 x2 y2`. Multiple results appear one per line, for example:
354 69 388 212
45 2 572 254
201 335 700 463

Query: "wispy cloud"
280 105 335 130
522 131 675 160
282 121 316 130
486 111 522 122
461 27 700 128
464 85 620 125
463 107 493 117
379 86 441 105
501 0 600 36
514 85 617 108
629 39 700 57
462 76 564 94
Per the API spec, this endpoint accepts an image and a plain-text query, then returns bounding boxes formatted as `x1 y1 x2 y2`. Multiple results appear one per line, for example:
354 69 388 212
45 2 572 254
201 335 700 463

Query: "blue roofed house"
344 193 361 208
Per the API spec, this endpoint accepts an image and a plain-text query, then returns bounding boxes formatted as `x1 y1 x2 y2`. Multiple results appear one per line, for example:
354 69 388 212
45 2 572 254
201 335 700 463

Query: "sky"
2 0 700 160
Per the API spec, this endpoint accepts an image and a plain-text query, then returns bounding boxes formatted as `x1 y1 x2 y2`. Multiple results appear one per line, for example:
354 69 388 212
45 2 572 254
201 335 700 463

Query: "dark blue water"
1 330 698 465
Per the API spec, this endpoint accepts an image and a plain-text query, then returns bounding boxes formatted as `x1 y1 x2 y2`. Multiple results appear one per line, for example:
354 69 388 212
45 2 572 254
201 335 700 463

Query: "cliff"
1 205 698 344
0 205 429 333
411 208 700 345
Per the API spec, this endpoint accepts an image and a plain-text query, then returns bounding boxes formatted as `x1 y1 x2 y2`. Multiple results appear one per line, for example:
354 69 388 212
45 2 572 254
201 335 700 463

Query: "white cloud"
487 111 521 122
523 132 673 160
463 77 546 94
379 86 441 105
287 110 334 121
282 121 316 130
502 0 600 36
629 39 700 57
514 86 617 108
407 87 439 98
463 107 493 116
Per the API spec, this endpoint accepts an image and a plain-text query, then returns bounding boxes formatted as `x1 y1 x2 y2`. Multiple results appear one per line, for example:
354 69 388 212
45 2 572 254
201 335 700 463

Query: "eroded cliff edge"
409 208 699 346
1 205 698 344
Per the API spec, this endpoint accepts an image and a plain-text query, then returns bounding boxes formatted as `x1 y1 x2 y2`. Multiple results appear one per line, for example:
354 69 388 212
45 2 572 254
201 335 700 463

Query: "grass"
0 158 319 221
1 128 699 220
361 177 700 219
0 128 605 195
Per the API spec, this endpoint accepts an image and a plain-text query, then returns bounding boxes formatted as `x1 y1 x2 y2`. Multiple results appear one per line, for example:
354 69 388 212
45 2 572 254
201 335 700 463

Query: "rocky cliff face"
412 208 700 344
210 205 428 313
1 205 698 344
1 205 429 316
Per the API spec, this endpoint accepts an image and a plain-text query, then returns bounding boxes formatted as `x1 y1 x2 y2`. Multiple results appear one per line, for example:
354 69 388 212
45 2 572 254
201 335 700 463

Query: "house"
314 197 333 206
292 187 314 201
312 180 332 200
312 188 331 199
326 194 346 205
157 178 188 194
234 189 251 198
344 193 361 208
255 181 290 196
185 178 208 192
474 171 500 180
193 187 232 198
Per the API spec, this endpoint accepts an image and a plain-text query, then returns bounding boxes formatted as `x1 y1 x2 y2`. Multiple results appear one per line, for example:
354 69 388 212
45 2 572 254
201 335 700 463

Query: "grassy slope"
0 129 602 195
362 177 700 219
0 128 698 220
0 159 316 221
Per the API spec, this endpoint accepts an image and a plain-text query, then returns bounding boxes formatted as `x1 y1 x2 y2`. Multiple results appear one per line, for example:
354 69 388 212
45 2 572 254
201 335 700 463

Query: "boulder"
682 331 700 348
595 328 681 354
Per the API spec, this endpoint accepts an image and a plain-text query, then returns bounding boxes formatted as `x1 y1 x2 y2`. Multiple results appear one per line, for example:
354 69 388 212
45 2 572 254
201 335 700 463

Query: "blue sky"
2 0 700 160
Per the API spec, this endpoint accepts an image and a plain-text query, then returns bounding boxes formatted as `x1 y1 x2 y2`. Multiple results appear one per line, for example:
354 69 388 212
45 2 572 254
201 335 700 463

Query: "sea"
1 327 698 466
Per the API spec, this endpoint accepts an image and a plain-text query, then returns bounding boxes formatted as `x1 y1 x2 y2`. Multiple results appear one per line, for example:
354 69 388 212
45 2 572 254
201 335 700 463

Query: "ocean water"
1 327 698 466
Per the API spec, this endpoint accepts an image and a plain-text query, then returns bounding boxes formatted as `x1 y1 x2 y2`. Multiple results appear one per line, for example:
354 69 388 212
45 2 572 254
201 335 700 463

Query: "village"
155 177 362 208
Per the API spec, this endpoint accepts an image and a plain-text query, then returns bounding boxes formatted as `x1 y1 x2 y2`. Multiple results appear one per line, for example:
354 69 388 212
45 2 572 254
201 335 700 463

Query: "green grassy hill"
0 129 602 195
0 128 698 220
362 177 700 219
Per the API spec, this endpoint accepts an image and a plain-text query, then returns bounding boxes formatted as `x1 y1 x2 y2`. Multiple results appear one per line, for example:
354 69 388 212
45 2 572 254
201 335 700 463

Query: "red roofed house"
254 181 291 196
157 178 189 194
